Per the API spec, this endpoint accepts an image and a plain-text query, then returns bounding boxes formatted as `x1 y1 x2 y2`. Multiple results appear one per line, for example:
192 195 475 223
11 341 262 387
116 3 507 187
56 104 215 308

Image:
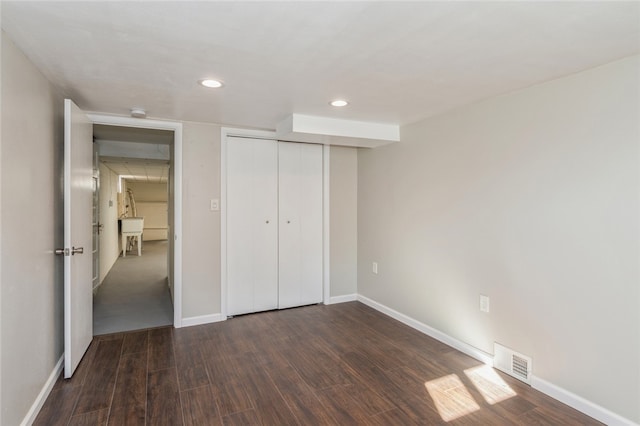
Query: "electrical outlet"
480 295 490 313
372 262 378 274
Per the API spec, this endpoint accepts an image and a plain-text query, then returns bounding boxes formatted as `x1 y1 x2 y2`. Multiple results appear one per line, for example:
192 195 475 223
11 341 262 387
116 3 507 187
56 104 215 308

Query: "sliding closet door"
227 137 278 316
278 141 323 309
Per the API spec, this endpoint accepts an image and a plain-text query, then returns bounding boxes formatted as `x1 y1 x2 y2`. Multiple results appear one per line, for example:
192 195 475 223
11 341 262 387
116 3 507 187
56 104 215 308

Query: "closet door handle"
265 220 270 224
287 220 291 224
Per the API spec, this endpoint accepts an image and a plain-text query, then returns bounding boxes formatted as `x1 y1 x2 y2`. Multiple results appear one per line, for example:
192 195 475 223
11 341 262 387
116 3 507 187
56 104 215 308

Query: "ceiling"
96 124 171 183
101 157 169 184
2 2 639 131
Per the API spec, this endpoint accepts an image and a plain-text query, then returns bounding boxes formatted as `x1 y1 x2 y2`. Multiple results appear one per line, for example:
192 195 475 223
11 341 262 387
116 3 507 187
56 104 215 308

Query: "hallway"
93 240 173 335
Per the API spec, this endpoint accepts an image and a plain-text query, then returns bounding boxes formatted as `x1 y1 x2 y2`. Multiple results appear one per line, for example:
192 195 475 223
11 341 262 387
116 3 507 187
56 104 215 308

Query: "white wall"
357 55 639 423
182 122 221 318
330 146 358 298
126 181 168 241
98 163 120 285
0 32 64 426
127 181 168 202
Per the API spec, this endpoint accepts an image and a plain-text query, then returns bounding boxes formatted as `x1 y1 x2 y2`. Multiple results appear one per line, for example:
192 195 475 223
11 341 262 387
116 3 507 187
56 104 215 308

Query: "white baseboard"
357 294 493 365
531 376 638 426
326 293 358 305
21 355 63 426
181 313 226 328
356 294 639 426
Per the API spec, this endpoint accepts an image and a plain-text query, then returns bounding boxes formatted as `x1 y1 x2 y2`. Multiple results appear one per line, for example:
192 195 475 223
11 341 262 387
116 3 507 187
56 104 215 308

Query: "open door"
61 99 94 378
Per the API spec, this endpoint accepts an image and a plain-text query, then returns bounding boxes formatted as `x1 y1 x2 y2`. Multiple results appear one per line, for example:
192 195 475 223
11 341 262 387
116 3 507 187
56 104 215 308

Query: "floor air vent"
494 342 532 384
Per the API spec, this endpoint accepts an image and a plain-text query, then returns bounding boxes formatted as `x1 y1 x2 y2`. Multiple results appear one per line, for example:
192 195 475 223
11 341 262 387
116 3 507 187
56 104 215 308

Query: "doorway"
89 120 182 333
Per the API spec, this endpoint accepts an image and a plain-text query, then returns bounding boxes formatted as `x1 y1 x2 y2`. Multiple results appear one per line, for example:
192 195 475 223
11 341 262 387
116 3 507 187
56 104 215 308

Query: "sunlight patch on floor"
424 374 481 422
464 365 517 405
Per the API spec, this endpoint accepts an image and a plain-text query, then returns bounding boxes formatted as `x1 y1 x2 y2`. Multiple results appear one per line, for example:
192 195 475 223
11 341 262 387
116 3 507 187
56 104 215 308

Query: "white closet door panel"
227 137 278 315
277 142 301 309
250 139 279 312
227 138 255 315
297 143 323 305
278 142 323 309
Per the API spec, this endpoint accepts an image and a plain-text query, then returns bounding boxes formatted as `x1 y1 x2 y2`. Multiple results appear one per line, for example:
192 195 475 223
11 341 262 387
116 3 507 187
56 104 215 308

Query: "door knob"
55 248 69 256
71 246 84 255
266 220 270 224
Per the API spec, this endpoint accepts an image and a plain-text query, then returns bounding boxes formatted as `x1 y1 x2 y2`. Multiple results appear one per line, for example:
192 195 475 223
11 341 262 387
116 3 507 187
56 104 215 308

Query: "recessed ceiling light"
330 100 349 107
199 79 223 88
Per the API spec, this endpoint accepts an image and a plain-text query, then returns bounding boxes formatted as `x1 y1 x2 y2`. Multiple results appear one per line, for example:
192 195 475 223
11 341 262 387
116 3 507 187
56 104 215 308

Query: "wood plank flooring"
35 302 602 425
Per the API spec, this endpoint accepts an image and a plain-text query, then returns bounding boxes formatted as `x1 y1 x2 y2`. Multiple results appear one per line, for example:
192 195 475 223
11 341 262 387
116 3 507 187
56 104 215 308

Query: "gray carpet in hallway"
93 240 173 335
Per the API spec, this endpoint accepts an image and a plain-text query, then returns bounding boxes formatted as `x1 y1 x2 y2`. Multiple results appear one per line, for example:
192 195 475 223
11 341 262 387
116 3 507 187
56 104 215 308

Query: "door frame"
88 114 184 328
220 127 331 318
91 146 100 292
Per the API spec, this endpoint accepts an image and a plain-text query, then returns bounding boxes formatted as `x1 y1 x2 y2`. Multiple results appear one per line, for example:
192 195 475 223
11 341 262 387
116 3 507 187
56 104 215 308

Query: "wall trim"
220 129 227 317
357 295 493 365
181 313 227 328
356 294 637 426
328 294 358 304
531 376 638 426
323 145 331 305
20 356 64 426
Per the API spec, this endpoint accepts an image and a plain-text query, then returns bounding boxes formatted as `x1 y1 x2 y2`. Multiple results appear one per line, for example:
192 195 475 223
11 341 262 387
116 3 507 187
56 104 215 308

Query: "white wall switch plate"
210 199 219 211
372 262 378 274
480 294 490 313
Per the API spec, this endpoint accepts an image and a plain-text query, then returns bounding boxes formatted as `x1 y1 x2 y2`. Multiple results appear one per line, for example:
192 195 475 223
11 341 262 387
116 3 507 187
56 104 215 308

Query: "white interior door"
63 99 94 378
278 142 323 309
227 137 278 315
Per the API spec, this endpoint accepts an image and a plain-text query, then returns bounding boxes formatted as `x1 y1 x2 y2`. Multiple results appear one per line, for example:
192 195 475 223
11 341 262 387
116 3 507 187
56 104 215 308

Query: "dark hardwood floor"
35 302 602 425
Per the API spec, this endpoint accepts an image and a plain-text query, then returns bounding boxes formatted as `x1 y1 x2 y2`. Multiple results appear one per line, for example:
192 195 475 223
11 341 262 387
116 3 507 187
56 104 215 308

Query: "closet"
226 137 323 316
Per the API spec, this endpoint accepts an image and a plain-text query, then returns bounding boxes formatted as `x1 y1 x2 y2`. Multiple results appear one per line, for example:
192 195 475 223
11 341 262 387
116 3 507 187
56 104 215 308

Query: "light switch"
372 262 378 274
210 199 219 211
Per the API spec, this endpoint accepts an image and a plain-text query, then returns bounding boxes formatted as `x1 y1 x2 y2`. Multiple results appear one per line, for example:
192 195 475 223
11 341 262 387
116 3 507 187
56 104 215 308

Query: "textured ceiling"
96 125 172 182
2 1 639 130
101 157 169 184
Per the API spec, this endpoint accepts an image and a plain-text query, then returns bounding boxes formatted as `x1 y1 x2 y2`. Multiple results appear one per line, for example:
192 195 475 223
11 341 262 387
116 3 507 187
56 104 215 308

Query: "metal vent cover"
494 342 532 384
512 354 529 380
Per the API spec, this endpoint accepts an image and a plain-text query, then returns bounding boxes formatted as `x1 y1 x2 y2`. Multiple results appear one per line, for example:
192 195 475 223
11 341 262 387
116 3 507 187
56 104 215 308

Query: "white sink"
121 217 144 233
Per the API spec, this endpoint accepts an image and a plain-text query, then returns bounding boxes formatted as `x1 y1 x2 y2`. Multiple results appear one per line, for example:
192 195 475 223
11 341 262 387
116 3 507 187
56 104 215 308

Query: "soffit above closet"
276 114 399 148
